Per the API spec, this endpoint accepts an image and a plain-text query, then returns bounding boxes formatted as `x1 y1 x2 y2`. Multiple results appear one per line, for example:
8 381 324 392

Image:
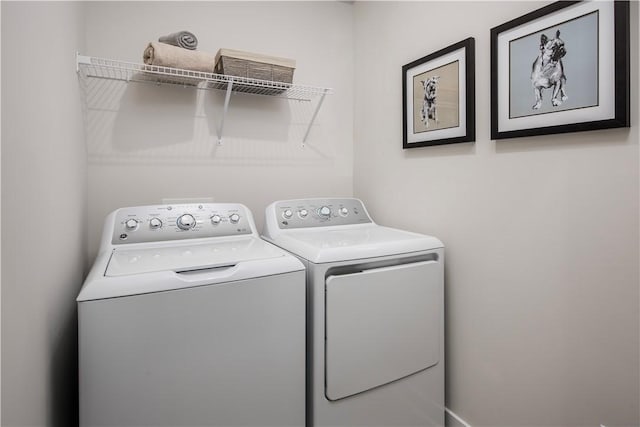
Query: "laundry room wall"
82 1 354 261
1 2 87 426
353 2 639 427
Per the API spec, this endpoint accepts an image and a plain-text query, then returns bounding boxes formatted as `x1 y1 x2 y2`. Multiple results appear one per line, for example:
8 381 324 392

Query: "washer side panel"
78 271 305 427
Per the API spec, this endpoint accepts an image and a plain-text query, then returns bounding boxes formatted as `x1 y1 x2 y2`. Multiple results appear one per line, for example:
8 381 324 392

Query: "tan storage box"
214 48 296 83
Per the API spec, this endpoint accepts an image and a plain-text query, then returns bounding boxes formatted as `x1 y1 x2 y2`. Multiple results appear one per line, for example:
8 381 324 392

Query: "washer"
78 203 305 427
263 198 444 427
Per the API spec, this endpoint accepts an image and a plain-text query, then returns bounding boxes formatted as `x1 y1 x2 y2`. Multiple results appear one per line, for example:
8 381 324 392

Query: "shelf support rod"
217 79 234 145
302 88 328 145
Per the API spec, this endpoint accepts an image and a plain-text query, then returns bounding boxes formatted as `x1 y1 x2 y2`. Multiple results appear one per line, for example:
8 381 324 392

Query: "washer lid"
106 237 285 277
78 237 304 301
265 224 443 263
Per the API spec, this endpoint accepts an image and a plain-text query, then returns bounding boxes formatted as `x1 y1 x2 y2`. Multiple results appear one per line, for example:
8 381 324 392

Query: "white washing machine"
263 198 444 427
77 203 305 427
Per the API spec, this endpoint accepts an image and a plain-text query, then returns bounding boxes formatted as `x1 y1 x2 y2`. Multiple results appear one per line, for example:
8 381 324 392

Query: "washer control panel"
275 198 372 229
111 203 253 244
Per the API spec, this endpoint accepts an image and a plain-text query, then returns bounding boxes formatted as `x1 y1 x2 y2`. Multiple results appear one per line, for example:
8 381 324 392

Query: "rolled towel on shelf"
158 31 198 50
143 42 216 73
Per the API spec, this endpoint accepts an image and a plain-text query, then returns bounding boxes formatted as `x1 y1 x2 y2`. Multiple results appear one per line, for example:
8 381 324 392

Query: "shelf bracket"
216 79 234 145
76 52 92 74
301 88 328 146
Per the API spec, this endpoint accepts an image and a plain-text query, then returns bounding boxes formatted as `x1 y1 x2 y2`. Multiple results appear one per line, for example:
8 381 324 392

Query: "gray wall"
353 2 639 426
1 2 86 426
82 1 355 260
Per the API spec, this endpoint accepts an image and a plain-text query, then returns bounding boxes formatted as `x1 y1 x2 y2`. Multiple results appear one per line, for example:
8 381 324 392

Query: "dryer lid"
105 236 285 277
264 224 443 263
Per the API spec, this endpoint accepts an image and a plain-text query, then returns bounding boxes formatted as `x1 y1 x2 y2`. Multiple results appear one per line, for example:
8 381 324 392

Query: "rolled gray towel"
158 31 198 50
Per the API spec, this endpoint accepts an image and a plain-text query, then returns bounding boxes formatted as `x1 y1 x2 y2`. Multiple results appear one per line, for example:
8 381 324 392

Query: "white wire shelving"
76 54 332 144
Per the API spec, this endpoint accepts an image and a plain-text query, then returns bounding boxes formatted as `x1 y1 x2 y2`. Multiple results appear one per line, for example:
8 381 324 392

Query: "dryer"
78 203 305 427
263 198 444 427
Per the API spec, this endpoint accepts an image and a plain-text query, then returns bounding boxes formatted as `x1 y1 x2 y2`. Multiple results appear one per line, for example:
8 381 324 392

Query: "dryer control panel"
274 198 372 229
111 203 253 244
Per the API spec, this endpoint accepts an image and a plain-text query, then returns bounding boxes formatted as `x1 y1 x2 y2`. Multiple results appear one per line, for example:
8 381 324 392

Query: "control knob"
283 209 293 219
339 207 349 216
211 215 222 225
149 218 163 229
318 206 331 218
229 213 240 224
298 209 308 219
176 214 196 230
125 219 138 231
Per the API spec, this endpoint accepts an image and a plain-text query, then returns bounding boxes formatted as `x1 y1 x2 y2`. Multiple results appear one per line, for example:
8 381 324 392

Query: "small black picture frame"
490 0 630 140
402 37 475 148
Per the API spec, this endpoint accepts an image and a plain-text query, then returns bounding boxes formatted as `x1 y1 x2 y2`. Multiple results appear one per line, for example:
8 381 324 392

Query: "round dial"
298 209 308 218
149 218 163 229
229 213 240 224
318 206 331 218
176 214 196 230
125 219 138 231
339 207 349 217
211 214 222 225
283 209 293 219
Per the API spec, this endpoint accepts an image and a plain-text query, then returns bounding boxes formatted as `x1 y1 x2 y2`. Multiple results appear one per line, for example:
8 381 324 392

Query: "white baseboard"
445 407 472 427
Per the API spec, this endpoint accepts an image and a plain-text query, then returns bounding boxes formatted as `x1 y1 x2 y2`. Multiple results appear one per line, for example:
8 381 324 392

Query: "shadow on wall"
113 83 198 152
205 90 291 142
400 127 631 159
403 141 476 159
49 307 79 427
79 78 333 166
494 127 632 154
82 78 198 157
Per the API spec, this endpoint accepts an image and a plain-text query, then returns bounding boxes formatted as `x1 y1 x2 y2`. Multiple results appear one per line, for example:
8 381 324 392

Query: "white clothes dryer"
263 198 444 427
78 203 305 427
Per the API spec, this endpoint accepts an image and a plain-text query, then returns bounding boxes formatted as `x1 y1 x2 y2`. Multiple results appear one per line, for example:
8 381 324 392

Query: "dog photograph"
412 61 459 133
403 37 475 148
508 10 599 119
421 76 440 128
531 30 567 110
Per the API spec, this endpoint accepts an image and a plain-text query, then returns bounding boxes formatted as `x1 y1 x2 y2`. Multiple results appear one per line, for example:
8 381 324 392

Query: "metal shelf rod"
302 88 329 145
218 79 234 145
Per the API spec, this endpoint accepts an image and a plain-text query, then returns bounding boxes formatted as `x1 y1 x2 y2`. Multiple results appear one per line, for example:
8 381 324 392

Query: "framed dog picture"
491 1 630 140
402 37 475 149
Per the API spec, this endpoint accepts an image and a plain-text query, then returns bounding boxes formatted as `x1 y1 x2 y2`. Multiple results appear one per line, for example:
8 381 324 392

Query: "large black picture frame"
490 1 630 140
402 37 475 148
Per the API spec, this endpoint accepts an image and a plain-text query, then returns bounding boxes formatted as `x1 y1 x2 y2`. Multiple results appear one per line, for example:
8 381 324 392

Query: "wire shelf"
76 55 332 101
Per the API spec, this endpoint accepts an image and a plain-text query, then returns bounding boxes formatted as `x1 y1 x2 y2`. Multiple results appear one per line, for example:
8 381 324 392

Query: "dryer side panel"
325 260 441 401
